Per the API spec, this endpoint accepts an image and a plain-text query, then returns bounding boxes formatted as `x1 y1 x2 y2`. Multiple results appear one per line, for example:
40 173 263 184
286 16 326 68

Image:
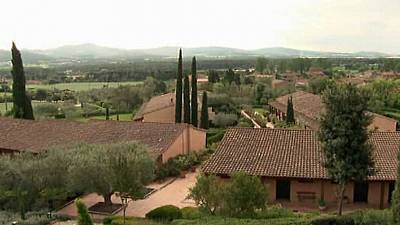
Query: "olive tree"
68 143 154 206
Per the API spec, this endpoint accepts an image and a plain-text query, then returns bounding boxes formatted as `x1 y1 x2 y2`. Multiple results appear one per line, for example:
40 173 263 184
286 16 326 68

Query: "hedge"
145 205 183 221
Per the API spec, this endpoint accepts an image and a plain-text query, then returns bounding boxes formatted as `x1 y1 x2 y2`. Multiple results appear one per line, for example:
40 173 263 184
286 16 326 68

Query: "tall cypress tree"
11 42 34 120
183 73 191 123
175 49 183 123
200 91 209 129
286 96 295 124
191 56 198 126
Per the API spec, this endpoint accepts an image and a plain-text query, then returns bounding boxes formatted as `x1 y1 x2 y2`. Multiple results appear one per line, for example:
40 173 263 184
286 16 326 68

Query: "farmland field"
26 81 143 91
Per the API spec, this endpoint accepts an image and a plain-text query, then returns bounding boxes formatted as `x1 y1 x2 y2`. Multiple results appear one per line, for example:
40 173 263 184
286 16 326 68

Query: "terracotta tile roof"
269 91 398 130
134 93 175 120
202 128 400 181
0 117 188 154
134 92 205 120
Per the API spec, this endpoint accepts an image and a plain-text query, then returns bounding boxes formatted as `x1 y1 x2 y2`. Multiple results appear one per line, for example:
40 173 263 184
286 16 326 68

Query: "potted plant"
318 199 327 211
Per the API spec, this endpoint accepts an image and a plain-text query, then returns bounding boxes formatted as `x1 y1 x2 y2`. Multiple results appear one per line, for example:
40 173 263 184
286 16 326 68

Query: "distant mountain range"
0 43 398 63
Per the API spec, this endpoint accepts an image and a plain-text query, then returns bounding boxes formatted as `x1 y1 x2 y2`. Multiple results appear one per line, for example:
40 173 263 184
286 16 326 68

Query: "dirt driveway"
57 170 198 219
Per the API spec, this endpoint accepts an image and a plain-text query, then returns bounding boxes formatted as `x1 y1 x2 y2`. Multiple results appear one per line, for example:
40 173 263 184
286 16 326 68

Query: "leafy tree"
255 57 267 73
68 143 154 206
212 113 238 128
183 73 191 124
200 91 209 129
392 150 400 225
318 83 375 216
11 42 34 119
286 96 295 124
34 89 48 101
191 57 198 126
224 69 236 85
175 49 183 123
76 199 93 225
207 70 220 83
188 175 225 215
308 77 335 95
224 172 267 217
0 153 41 219
255 83 265 105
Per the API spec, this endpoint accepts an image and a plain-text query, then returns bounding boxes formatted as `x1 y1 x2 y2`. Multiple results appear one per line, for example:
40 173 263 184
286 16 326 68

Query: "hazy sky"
1 0 399 53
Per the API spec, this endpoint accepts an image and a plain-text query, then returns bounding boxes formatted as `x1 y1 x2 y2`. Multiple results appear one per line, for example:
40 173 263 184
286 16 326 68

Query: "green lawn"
382 108 400 121
79 113 133 122
26 81 143 91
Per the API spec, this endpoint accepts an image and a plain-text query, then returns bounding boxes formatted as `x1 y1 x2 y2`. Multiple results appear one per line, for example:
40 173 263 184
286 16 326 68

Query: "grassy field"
26 81 143 91
77 113 133 122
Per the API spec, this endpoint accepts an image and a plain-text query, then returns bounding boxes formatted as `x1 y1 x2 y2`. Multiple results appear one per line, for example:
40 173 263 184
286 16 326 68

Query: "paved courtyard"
57 170 198 220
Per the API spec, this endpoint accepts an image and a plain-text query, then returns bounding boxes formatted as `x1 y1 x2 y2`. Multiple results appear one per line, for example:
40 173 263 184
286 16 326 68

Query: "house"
271 79 292 89
202 128 400 209
0 118 206 163
134 92 215 124
269 91 398 131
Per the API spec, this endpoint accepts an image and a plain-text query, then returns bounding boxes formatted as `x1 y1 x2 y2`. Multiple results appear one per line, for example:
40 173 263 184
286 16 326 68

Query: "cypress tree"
76 199 93 225
200 91 209 129
183 73 191 123
191 56 198 126
11 42 34 120
392 149 400 225
286 96 295 124
175 49 183 123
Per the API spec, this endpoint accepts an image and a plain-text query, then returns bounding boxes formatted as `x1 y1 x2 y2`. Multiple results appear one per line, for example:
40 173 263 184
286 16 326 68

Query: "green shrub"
76 199 93 225
103 216 163 225
171 217 311 225
212 113 238 128
181 207 202 219
311 216 354 225
257 206 296 219
350 209 391 225
145 205 182 221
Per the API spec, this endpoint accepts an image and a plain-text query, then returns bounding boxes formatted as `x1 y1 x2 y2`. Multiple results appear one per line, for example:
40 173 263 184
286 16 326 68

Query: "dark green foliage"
103 216 163 225
224 69 240 85
183 73 191 124
145 205 182 221
171 217 311 225
181 207 202 219
207 70 220 83
255 83 265 105
155 151 208 180
311 216 354 225
351 209 391 225
392 150 400 225
105 106 110 120
11 42 34 120
318 83 374 215
175 49 183 123
76 199 93 225
256 207 296 219
286 96 295 124
200 91 209 129
191 57 198 126
206 129 226 146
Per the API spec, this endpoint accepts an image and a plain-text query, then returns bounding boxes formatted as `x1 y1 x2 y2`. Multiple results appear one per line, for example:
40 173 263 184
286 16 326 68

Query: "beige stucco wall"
161 126 206 163
143 106 175 123
370 115 397 132
263 178 390 209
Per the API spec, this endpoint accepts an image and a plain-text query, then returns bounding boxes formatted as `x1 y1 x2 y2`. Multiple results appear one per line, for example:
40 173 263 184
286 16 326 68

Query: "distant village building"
308 67 325 77
134 92 215 124
0 118 206 163
203 128 400 210
269 91 398 131
271 79 292 89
